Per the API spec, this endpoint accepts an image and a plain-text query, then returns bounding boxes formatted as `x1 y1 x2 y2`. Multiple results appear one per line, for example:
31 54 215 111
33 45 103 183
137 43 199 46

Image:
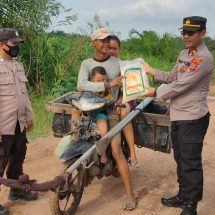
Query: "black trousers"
0 122 27 180
171 112 210 202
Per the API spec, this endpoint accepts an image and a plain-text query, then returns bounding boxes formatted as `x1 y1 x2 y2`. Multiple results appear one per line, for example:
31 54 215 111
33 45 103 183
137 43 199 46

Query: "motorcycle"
47 91 171 215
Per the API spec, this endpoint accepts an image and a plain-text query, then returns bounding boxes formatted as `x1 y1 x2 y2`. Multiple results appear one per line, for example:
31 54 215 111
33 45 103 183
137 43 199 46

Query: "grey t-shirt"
77 56 120 101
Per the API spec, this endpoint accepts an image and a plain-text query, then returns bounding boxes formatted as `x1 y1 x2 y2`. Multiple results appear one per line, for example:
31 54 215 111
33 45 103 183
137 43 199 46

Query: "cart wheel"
49 158 86 215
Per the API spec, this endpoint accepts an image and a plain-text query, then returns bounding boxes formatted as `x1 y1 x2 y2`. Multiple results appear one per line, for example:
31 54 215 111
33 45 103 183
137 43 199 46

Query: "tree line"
1 0 215 96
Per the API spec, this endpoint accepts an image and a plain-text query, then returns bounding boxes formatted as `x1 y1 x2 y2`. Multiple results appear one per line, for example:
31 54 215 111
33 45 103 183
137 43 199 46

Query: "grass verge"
27 94 54 141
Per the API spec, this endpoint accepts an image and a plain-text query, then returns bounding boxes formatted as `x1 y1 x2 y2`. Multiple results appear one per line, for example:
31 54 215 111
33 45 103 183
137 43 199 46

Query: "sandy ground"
1 86 215 215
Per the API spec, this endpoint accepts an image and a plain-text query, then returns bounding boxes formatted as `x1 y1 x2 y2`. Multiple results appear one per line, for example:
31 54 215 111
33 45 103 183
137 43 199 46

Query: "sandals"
128 159 140 168
122 197 138 211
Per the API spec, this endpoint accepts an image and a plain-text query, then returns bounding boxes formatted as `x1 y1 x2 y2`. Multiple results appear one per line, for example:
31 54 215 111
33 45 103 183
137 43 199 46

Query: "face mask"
3 44 20 57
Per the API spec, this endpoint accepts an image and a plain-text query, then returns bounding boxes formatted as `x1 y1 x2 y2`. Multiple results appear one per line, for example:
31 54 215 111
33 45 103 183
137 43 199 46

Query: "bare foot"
129 159 140 168
123 194 138 211
130 153 138 162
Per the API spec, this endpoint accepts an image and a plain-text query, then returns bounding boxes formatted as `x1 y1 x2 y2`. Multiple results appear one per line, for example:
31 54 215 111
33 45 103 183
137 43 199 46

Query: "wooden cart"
46 93 171 153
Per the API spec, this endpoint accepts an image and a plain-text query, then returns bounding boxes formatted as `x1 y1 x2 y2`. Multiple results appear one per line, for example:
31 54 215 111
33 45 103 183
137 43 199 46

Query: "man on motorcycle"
72 28 137 210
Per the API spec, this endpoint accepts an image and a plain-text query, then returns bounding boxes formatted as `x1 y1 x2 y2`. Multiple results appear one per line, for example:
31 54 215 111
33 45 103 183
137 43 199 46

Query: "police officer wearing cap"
0 28 37 215
144 16 213 215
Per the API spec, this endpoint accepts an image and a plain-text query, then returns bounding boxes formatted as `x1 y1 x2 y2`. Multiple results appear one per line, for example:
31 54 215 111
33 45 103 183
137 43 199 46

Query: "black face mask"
3 44 20 57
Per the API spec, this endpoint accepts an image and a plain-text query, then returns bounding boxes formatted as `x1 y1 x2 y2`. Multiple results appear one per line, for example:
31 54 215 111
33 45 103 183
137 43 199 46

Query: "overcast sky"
51 0 215 39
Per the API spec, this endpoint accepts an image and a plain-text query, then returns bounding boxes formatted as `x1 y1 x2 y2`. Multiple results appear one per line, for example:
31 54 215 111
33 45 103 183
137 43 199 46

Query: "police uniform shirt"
154 41 213 121
0 58 33 135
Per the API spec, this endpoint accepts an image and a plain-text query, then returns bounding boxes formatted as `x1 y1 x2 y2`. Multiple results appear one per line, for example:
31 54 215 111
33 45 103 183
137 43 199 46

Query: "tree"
0 0 77 93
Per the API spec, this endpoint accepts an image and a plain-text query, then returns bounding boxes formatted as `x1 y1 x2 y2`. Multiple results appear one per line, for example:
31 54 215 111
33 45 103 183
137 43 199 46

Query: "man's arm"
77 61 122 92
144 52 181 84
77 61 106 92
25 89 34 132
25 91 34 121
156 55 213 102
18 62 34 131
154 62 179 84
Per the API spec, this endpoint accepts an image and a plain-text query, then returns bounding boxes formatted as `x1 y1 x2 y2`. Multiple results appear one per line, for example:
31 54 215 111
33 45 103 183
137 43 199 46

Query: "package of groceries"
120 58 149 103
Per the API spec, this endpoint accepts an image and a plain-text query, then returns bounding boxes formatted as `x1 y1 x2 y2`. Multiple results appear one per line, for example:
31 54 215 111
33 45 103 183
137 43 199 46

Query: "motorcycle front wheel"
49 158 86 215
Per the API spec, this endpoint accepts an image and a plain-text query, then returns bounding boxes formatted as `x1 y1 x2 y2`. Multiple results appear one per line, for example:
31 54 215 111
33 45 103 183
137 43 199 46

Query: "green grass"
120 53 174 70
144 55 174 71
27 94 54 141
211 69 215 83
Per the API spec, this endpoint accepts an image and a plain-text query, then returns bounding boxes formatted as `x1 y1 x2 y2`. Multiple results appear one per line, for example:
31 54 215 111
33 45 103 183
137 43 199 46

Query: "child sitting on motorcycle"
90 66 111 164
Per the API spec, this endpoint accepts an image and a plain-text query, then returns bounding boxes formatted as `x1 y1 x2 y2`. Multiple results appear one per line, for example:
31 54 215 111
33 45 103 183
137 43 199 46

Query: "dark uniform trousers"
0 122 27 180
171 112 210 202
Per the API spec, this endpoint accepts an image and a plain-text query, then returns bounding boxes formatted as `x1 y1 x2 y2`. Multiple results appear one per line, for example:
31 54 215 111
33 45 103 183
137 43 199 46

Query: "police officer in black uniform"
144 16 213 215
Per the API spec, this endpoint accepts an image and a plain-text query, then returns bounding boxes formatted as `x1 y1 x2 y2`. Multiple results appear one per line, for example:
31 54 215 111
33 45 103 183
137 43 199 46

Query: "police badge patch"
189 56 203 71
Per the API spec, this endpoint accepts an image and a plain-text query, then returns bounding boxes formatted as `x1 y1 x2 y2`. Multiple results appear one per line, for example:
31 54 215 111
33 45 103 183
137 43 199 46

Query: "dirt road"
1 90 215 215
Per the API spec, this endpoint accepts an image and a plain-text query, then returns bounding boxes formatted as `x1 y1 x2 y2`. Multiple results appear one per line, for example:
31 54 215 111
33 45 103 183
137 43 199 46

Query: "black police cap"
0 28 23 43
179 16 207 31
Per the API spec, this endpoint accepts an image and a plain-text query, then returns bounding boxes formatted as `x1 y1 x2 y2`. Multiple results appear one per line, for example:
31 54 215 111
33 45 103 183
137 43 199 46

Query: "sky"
51 0 215 39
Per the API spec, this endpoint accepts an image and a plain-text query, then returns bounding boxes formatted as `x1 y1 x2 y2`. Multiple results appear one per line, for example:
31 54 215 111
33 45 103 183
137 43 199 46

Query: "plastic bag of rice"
120 58 149 103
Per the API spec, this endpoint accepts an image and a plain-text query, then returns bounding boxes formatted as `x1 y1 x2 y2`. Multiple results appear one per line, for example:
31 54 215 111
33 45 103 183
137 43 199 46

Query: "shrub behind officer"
144 16 213 215
0 28 37 215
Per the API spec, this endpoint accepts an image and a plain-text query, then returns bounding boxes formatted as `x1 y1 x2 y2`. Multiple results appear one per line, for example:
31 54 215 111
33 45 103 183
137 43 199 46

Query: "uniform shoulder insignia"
189 56 203 71
179 65 187 72
191 49 198 55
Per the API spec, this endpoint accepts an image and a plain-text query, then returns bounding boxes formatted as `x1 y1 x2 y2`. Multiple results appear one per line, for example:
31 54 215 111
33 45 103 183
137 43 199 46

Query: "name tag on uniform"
0 71 9 75
17 70 24 73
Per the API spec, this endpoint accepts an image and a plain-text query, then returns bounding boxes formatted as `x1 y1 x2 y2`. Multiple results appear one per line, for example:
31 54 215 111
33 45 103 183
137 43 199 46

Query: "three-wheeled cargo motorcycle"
46 91 171 215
